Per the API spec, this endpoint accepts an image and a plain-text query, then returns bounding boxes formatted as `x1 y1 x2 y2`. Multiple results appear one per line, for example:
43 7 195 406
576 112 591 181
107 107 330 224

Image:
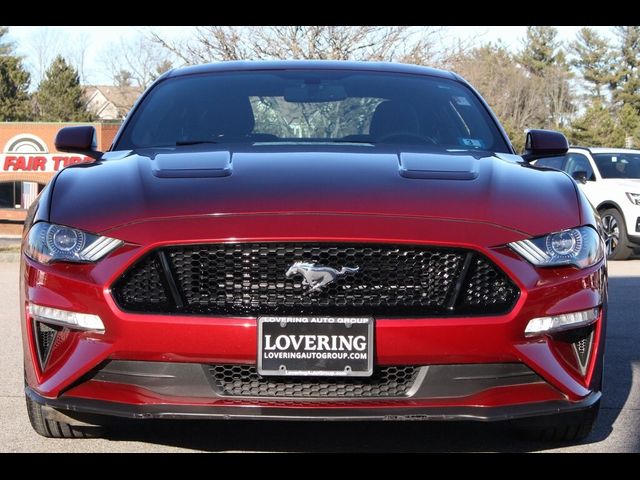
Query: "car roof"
570 146 640 155
165 60 458 81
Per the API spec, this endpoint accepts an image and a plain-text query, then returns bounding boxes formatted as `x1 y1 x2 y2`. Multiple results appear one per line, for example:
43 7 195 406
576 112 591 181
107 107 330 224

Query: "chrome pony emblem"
285 262 360 294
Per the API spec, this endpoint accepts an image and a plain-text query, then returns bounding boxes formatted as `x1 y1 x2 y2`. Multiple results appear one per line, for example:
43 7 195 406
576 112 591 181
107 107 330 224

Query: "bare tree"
27 27 64 84
149 26 448 66
102 33 174 89
66 32 91 84
543 64 575 128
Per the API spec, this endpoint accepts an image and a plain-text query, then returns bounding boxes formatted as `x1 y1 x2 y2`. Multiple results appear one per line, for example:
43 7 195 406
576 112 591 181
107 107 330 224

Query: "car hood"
49 147 581 238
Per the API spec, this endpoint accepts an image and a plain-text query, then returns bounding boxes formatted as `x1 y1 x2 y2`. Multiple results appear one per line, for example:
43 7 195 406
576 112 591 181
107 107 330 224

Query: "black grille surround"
112 243 519 317
209 365 420 398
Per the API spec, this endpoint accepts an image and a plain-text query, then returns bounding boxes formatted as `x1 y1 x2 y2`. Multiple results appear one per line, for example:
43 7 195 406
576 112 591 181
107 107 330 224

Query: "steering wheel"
377 132 437 144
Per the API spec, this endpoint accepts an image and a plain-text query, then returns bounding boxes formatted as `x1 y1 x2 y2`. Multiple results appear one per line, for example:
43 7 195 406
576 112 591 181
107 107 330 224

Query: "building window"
0 182 44 209
0 182 22 209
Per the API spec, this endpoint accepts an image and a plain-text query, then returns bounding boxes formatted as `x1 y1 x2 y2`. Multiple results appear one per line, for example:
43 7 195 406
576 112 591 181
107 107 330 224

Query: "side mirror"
572 171 589 184
54 126 102 159
521 129 568 162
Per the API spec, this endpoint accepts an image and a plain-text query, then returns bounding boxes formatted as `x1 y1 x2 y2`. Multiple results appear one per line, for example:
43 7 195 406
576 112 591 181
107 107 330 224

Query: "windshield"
115 70 511 153
593 153 640 179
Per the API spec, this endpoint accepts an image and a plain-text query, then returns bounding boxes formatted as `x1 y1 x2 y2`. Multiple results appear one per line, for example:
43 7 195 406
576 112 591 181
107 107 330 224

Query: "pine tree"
609 26 640 112
0 25 13 56
0 56 31 121
516 27 574 129
0 26 14 55
0 26 31 121
569 100 625 147
518 26 565 76
570 28 613 101
36 56 92 121
618 103 640 147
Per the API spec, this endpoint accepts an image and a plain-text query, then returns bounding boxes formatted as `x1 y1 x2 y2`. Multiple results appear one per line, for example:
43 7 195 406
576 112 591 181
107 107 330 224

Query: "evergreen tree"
0 26 14 55
569 100 625 147
36 55 92 121
609 26 640 112
618 103 640 147
516 27 574 129
0 56 31 121
570 28 613 101
518 26 565 76
0 26 31 121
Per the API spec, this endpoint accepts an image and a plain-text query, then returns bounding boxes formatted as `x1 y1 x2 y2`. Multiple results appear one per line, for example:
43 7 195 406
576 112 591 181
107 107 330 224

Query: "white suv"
535 147 640 260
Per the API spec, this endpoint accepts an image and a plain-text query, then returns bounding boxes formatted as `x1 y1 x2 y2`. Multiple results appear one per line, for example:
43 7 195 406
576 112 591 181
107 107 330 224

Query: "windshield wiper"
175 140 219 146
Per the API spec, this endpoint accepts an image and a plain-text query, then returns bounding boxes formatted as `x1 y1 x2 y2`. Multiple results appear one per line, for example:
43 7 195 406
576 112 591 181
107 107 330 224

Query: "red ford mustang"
21 61 606 441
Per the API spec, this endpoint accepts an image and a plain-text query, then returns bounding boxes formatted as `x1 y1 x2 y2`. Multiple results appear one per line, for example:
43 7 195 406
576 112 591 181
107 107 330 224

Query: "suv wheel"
601 208 633 260
26 394 105 438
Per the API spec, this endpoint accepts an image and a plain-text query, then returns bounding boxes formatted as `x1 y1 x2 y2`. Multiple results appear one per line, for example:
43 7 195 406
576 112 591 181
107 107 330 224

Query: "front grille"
112 243 519 316
114 253 171 309
461 256 518 308
209 365 420 398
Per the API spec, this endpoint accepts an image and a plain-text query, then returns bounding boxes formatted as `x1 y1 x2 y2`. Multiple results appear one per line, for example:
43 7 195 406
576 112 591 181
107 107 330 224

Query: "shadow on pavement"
101 417 582 453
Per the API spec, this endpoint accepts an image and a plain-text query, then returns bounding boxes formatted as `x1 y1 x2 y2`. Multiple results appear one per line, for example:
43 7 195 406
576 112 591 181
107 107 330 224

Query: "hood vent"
399 152 480 180
151 150 232 178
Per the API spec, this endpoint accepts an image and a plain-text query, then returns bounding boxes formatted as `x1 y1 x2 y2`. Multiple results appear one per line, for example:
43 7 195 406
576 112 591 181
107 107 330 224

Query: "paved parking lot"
1 254 638 452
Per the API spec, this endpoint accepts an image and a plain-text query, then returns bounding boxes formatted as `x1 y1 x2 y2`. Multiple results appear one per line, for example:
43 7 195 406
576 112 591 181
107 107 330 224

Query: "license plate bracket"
257 316 374 377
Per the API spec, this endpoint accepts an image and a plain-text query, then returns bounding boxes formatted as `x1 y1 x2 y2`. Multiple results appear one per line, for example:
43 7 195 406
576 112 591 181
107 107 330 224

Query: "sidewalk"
0 235 20 261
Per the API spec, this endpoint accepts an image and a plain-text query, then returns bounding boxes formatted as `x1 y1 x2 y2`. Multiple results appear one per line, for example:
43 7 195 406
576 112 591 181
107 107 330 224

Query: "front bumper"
26 386 601 422
20 214 607 420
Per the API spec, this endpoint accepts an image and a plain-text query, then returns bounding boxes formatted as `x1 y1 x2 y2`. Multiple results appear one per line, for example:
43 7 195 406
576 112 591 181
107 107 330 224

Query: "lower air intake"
573 330 595 374
33 321 61 369
209 365 421 398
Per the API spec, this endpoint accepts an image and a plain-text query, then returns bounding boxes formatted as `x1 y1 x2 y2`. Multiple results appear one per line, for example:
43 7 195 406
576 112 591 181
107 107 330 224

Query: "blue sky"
6 26 616 86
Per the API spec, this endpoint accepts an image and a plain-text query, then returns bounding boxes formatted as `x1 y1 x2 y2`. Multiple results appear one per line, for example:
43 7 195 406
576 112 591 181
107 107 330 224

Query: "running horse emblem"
285 262 360 294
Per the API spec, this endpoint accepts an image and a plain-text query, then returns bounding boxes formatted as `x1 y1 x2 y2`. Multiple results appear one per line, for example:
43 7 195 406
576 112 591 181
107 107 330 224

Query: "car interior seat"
369 100 421 142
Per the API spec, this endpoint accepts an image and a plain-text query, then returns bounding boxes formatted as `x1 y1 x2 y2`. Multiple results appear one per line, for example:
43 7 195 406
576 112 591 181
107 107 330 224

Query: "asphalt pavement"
1 254 638 452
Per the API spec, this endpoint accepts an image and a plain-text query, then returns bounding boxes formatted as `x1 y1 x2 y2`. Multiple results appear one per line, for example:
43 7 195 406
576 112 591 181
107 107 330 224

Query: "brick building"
0 122 120 233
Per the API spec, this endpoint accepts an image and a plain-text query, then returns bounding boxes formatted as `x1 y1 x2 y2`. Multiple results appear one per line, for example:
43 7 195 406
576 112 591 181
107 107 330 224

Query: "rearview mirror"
572 171 589 184
55 126 103 159
521 129 568 162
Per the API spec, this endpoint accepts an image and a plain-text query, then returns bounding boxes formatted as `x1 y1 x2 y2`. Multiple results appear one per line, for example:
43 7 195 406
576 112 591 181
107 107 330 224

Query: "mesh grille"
460 256 519 310
112 243 519 317
112 253 171 311
34 321 61 367
574 333 593 366
209 365 420 398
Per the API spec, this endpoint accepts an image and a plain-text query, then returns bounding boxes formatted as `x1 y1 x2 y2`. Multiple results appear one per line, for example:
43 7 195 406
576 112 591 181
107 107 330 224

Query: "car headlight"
626 192 640 205
25 222 123 264
508 226 603 268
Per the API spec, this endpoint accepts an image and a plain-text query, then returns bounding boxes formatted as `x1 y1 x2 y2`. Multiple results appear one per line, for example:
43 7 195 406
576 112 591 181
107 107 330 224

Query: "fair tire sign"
1 134 92 174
